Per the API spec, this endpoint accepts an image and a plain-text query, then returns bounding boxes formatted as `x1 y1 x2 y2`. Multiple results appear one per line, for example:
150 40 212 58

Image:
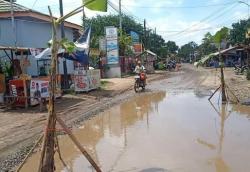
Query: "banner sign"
105 27 119 64
133 43 143 54
74 70 101 92
30 80 49 105
130 31 140 43
105 27 118 40
99 38 106 51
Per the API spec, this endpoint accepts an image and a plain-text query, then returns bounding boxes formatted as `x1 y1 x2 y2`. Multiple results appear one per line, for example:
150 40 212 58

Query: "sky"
18 0 249 46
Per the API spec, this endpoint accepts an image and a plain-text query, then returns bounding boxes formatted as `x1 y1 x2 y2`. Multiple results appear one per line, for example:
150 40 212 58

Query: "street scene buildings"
0 0 250 172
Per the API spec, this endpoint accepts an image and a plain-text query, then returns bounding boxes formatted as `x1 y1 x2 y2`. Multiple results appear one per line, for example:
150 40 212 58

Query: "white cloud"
19 0 249 46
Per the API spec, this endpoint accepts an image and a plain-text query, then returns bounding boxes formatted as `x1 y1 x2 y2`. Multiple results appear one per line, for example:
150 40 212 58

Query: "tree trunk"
219 46 227 102
39 12 58 172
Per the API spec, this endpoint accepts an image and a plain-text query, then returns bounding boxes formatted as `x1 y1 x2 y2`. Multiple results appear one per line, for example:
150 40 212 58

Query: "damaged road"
1 64 250 172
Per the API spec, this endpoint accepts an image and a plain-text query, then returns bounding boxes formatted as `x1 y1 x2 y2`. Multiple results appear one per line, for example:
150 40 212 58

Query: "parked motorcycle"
134 72 146 92
234 64 249 75
166 60 176 71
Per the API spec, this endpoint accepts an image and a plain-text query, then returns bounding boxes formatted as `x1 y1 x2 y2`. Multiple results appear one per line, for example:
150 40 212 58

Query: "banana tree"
213 27 229 102
38 1 101 172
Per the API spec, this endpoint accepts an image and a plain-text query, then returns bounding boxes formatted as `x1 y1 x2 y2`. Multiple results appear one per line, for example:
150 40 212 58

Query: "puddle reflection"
20 91 250 172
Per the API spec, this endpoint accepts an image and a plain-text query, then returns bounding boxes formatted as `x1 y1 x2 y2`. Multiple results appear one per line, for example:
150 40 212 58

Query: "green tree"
118 30 132 56
229 19 250 45
85 14 143 48
178 41 198 60
165 41 179 54
213 27 230 102
214 27 229 46
198 32 217 58
148 33 168 58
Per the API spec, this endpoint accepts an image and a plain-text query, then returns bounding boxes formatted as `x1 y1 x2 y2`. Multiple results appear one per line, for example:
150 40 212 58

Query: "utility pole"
154 27 156 50
119 0 122 34
59 0 69 89
10 0 16 47
144 19 147 50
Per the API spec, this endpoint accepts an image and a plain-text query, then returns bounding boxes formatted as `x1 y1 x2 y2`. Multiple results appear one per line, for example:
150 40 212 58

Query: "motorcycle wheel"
134 81 140 93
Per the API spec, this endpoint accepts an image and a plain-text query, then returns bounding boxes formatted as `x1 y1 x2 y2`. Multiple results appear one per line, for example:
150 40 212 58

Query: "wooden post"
57 117 102 172
39 7 58 172
219 46 227 102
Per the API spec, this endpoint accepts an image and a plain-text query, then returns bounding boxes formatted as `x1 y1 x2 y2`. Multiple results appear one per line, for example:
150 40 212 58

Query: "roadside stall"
74 69 100 92
0 46 62 108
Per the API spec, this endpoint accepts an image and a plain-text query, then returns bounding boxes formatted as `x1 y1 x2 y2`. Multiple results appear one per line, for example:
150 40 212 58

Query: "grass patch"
101 80 110 89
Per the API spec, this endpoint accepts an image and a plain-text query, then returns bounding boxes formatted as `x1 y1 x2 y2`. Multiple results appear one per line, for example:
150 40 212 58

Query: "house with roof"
136 50 157 73
0 0 82 76
197 45 248 67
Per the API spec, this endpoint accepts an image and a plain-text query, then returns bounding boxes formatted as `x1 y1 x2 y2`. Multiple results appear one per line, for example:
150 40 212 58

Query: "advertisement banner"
106 27 119 64
74 70 100 92
130 31 140 43
74 75 90 92
133 43 143 54
99 38 106 51
30 80 49 105
105 27 118 40
0 74 5 93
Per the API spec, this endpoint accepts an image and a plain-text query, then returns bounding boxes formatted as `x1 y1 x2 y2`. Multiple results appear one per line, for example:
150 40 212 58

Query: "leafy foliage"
85 14 143 48
178 41 198 60
197 32 217 58
85 14 178 59
118 30 133 56
61 38 76 53
214 27 229 45
229 19 250 45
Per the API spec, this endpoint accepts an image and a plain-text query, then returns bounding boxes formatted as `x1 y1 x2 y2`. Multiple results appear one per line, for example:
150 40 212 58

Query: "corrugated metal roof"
0 0 30 12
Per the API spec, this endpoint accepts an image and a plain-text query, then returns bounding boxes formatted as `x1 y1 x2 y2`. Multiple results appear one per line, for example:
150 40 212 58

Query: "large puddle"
21 91 250 172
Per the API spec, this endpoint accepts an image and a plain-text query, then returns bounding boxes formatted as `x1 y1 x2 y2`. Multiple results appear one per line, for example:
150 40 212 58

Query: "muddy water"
21 91 250 172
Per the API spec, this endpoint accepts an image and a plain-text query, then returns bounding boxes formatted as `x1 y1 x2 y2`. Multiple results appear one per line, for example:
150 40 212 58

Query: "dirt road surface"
0 64 249 171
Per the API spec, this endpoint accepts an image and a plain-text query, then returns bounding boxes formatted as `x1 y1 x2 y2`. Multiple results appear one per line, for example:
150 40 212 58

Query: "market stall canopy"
35 27 91 65
0 46 28 51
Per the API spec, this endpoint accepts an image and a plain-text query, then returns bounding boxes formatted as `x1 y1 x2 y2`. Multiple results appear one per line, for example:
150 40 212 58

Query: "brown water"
21 91 250 172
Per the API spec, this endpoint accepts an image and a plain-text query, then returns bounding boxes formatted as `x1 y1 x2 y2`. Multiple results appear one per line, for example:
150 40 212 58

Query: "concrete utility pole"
59 0 69 89
10 0 16 47
119 0 122 34
144 19 147 50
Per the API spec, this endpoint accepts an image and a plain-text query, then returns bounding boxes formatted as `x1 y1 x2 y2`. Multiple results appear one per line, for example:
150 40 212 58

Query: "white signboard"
105 27 118 40
99 38 106 51
105 27 119 64
74 70 101 92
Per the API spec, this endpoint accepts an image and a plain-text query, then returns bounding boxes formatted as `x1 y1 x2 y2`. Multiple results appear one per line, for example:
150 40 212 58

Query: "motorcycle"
166 60 176 71
134 72 146 92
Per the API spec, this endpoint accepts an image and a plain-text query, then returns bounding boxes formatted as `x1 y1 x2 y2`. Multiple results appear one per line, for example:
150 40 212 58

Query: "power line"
31 0 39 9
166 3 238 39
124 1 237 9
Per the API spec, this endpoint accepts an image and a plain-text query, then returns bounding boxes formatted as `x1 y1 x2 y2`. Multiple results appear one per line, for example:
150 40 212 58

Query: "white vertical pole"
10 0 16 47
119 0 122 34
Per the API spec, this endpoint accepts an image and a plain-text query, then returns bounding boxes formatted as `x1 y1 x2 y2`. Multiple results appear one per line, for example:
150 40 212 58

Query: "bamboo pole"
56 117 102 172
219 46 227 102
38 7 58 172
16 134 43 172
208 85 221 101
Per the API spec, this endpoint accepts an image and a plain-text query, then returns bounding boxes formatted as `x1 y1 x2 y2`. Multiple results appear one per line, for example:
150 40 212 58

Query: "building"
136 50 157 73
198 46 249 68
0 0 82 76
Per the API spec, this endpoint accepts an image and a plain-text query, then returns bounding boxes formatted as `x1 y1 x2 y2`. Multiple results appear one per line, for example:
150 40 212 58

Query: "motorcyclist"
134 61 146 85
134 61 145 74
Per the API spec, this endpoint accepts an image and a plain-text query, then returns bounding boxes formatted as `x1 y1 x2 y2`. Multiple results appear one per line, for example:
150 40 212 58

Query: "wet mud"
20 90 250 172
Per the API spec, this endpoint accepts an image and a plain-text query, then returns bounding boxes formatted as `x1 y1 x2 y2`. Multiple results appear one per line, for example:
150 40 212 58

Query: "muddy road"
18 65 250 172
0 65 250 172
